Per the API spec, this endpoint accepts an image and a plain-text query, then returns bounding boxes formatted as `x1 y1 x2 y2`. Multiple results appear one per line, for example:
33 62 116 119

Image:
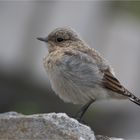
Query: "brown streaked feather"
102 69 140 106
102 69 127 95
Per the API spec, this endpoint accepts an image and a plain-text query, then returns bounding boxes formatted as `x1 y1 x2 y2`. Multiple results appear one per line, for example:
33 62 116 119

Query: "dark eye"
56 37 64 42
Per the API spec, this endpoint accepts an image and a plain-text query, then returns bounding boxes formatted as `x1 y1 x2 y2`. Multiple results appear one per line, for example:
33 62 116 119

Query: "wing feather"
102 69 127 94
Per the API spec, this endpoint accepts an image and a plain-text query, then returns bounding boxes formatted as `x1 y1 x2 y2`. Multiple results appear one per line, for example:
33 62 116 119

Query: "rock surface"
0 112 124 140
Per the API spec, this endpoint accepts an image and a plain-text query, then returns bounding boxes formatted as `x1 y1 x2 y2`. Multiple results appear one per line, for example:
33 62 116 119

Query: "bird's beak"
37 37 48 42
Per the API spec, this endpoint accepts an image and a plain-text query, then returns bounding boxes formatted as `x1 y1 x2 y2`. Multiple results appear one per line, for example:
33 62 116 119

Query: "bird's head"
37 27 81 52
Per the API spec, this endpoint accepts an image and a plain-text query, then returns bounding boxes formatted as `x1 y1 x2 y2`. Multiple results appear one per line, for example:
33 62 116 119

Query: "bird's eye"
56 37 64 42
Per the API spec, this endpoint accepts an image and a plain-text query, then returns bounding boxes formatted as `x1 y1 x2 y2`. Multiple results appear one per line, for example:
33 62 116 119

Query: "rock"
0 112 125 140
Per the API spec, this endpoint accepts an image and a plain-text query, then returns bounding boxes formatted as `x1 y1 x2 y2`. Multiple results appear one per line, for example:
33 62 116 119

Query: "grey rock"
0 112 125 140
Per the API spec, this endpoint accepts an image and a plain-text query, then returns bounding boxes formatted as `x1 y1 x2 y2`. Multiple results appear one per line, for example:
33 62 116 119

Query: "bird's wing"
61 49 140 106
85 48 128 95
85 48 127 95
102 68 140 106
101 68 127 94
62 49 125 93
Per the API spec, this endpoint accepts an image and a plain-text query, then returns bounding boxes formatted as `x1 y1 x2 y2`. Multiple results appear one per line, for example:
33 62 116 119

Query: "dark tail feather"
128 92 140 106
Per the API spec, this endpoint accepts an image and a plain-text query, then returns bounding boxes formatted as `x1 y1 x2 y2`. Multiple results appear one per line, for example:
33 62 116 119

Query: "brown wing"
102 68 140 106
102 68 127 95
87 48 140 106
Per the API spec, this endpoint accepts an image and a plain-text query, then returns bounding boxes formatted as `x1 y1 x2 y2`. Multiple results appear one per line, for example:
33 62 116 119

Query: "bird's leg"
75 99 95 122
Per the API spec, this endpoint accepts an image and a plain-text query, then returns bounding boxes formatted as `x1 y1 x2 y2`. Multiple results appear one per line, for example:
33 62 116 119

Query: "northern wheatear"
37 27 140 121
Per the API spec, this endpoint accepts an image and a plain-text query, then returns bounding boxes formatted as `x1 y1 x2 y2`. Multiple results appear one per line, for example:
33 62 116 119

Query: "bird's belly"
47 68 113 104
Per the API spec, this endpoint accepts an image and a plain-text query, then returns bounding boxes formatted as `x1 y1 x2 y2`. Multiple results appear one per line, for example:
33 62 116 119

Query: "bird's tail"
126 90 140 106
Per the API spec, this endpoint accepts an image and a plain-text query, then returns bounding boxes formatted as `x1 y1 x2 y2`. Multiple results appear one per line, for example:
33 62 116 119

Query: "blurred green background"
0 1 140 139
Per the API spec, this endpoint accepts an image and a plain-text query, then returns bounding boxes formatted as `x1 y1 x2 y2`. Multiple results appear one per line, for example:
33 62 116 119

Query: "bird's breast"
43 50 106 104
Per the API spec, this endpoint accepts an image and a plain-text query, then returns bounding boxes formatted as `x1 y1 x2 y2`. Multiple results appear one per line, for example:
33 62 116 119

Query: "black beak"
37 37 48 42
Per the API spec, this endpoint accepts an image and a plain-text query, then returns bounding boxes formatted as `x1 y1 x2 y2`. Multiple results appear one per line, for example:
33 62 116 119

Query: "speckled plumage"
38 27 140 106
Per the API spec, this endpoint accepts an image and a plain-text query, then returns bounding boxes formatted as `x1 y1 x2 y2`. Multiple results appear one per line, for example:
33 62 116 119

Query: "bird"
37 27 140 121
